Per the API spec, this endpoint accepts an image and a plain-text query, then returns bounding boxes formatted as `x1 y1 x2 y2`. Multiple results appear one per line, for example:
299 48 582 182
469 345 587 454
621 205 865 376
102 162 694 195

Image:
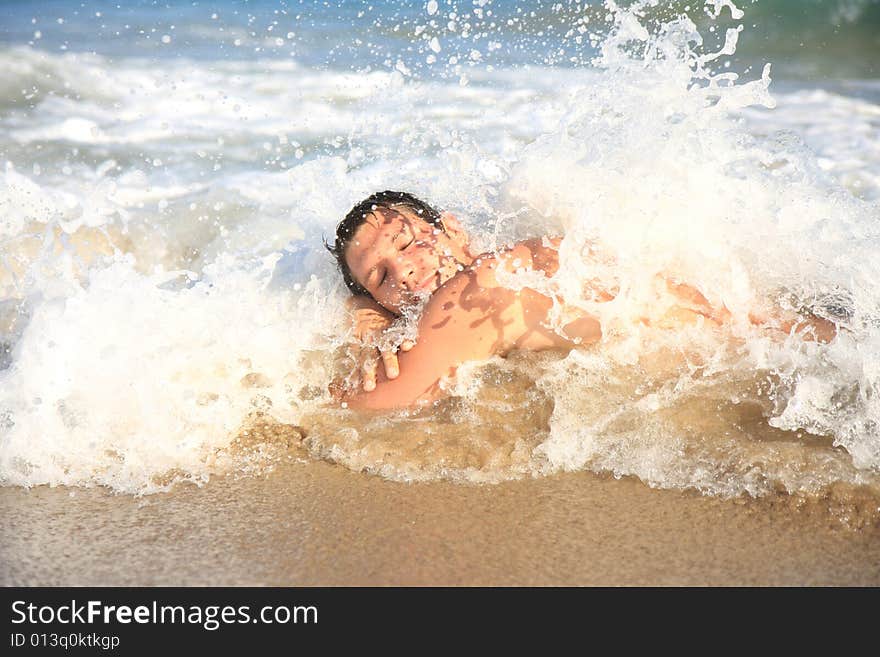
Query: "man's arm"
342 266 515 409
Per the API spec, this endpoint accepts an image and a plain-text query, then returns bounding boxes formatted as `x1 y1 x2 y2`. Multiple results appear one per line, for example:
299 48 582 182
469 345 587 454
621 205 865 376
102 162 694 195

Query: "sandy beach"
3 457 878 586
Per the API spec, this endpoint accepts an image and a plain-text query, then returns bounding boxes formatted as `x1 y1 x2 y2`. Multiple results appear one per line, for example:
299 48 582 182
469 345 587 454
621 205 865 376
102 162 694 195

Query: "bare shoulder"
416 238 574 353
419 253 519 329
415 236 564 334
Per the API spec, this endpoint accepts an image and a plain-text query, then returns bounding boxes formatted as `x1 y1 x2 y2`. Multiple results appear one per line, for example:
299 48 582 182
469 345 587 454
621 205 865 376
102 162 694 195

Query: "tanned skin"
341 208 606 409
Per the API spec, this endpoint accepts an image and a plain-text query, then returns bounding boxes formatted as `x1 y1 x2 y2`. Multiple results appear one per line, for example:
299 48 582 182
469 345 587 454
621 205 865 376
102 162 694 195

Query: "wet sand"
2 458 878 586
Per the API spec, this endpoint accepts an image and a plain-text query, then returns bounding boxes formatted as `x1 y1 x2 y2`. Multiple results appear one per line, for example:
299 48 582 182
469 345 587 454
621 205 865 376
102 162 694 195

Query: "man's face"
344 206 470 315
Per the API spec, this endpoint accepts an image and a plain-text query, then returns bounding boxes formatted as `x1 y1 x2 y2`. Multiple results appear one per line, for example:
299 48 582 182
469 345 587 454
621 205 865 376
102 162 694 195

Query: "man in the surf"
327 191 836 410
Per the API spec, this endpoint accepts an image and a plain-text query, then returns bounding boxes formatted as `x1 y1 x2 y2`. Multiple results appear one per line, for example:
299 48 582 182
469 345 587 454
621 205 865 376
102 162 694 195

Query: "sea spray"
0 1 879 504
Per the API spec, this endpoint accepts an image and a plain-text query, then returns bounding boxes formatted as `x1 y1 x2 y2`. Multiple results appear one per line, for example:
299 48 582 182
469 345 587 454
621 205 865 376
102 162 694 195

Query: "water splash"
1 1 879 506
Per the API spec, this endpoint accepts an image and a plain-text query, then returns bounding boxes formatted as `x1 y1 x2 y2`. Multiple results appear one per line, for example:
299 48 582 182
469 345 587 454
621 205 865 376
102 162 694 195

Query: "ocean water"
1 0 880 508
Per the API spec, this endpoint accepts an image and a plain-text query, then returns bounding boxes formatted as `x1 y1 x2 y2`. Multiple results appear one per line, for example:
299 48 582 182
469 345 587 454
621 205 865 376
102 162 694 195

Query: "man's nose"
389 259 416 289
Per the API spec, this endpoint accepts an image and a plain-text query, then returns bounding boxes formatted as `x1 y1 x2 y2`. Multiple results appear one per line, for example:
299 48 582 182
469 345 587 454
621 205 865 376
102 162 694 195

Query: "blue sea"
1 0 880 511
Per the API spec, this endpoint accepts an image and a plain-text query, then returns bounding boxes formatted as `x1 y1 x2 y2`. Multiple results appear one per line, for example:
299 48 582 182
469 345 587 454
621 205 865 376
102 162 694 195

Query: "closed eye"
396 229 415 251
378 268 387 286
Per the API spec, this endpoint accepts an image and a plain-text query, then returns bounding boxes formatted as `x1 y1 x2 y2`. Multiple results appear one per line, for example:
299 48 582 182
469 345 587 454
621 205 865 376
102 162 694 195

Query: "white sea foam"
0 256 341 493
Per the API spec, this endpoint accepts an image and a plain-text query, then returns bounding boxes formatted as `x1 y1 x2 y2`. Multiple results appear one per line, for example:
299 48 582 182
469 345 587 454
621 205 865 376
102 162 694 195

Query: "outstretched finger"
361 355 378 392
399 340 415 352
381 350 400 379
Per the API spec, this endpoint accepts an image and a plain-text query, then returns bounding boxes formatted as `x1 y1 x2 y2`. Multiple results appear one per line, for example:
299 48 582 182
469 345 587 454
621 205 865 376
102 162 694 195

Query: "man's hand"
347 295 415 392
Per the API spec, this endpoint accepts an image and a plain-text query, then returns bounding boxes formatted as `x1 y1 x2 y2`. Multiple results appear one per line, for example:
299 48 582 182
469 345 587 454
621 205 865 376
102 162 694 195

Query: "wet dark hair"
325 190 443 298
